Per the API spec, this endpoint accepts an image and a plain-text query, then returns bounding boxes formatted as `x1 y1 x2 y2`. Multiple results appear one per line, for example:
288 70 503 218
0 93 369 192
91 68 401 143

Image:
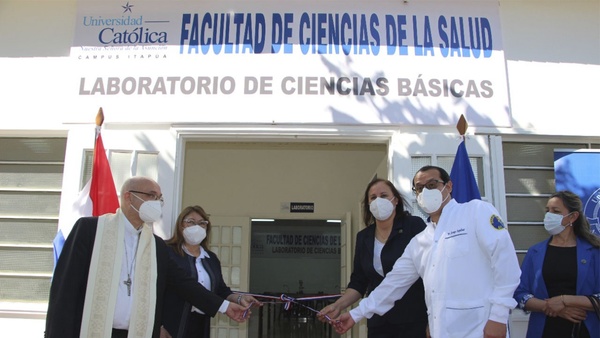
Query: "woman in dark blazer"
161 205 260 338
319 179 428 337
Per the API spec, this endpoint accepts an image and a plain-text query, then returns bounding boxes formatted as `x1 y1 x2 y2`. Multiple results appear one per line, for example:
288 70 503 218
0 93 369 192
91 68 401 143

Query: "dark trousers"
367 319 428 338
184 311 208 338
112 328 128 338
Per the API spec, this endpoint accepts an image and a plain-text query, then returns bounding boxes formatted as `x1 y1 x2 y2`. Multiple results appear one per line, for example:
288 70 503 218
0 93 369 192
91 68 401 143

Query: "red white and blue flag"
52 112 119 266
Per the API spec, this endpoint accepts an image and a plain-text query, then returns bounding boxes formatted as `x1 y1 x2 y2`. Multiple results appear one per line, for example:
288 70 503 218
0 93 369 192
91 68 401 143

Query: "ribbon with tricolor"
235 292 341 320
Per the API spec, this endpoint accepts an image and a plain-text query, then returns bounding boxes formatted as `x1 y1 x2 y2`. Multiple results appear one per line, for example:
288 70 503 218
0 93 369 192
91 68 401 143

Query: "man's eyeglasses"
412 179 445 194
183 218 209 227
129 190 164 205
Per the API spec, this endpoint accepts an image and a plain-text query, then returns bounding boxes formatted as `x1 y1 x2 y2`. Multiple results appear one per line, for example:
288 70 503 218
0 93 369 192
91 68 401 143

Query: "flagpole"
450 114 481 203
95 107 104 127
93 107 104 160
456 114 468 140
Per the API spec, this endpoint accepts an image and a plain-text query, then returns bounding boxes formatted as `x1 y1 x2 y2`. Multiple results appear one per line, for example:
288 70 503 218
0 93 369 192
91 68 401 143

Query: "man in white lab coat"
332 166 521 338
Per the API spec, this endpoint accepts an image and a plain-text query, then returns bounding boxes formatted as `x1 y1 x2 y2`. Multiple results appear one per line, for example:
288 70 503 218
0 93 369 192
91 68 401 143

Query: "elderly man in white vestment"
45 177 249 338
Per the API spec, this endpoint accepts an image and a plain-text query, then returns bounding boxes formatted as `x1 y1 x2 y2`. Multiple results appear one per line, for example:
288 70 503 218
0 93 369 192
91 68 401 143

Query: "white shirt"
180 246 230 314
183 245 212 314
113 217 142 330
373 238 385 277
350 199 521 338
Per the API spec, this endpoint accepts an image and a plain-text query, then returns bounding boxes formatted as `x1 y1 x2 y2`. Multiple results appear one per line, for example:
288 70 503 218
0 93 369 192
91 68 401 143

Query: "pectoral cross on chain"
124 276 132 296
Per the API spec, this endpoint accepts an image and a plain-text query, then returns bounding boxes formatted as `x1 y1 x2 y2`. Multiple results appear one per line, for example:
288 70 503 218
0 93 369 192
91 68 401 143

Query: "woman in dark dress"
318 179 428 337
161 205 260 338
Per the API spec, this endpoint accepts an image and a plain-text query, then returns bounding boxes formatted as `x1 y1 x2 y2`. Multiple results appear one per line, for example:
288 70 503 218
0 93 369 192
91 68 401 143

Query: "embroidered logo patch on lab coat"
490 215 505 230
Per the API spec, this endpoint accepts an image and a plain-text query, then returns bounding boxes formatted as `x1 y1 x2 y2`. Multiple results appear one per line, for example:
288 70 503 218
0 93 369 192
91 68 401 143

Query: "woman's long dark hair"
551 190 600 247
361 178 410 227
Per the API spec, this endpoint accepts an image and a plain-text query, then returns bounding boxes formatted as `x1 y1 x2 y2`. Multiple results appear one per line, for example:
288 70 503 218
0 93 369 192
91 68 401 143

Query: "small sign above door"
290 202 314 213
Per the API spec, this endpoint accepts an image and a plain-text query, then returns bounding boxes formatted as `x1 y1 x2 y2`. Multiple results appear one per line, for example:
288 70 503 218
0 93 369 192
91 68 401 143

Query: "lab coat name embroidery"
445 228 467 239
490 215 505 230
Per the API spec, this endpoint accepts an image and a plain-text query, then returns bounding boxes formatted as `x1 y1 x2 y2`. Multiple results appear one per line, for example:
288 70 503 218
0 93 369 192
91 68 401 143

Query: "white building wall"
0 1 598 337
1 0 598 136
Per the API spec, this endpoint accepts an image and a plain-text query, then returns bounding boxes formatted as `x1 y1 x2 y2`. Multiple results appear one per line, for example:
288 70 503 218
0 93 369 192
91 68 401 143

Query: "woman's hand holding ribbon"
240 294 263 308
317 303 340 323
331 312 355 334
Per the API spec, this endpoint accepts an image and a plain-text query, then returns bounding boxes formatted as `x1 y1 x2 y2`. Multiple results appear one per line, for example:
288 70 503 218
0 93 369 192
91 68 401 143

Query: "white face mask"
543 212 571 235
369 197 395 221
183 225 207 245
417 185 448 214
131 193 162 223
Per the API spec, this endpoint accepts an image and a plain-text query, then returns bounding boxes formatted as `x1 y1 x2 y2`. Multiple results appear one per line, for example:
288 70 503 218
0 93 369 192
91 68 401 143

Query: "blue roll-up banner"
554 149 600 236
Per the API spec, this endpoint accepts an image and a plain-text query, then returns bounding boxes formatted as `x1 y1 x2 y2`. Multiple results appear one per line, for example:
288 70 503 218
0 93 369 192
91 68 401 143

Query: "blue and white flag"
554 149 600 236
450 138 481 203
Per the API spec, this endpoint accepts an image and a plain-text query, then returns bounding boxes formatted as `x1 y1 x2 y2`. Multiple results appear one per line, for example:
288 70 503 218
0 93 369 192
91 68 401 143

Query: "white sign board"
70 0 511 127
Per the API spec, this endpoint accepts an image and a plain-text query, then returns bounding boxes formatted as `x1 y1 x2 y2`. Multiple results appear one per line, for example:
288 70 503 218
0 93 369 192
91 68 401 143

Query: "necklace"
123 236 140 296
375 226 391 243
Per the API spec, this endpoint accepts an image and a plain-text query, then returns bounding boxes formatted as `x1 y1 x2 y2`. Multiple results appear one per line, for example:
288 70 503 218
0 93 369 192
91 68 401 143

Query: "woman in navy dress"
318 179 428 337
